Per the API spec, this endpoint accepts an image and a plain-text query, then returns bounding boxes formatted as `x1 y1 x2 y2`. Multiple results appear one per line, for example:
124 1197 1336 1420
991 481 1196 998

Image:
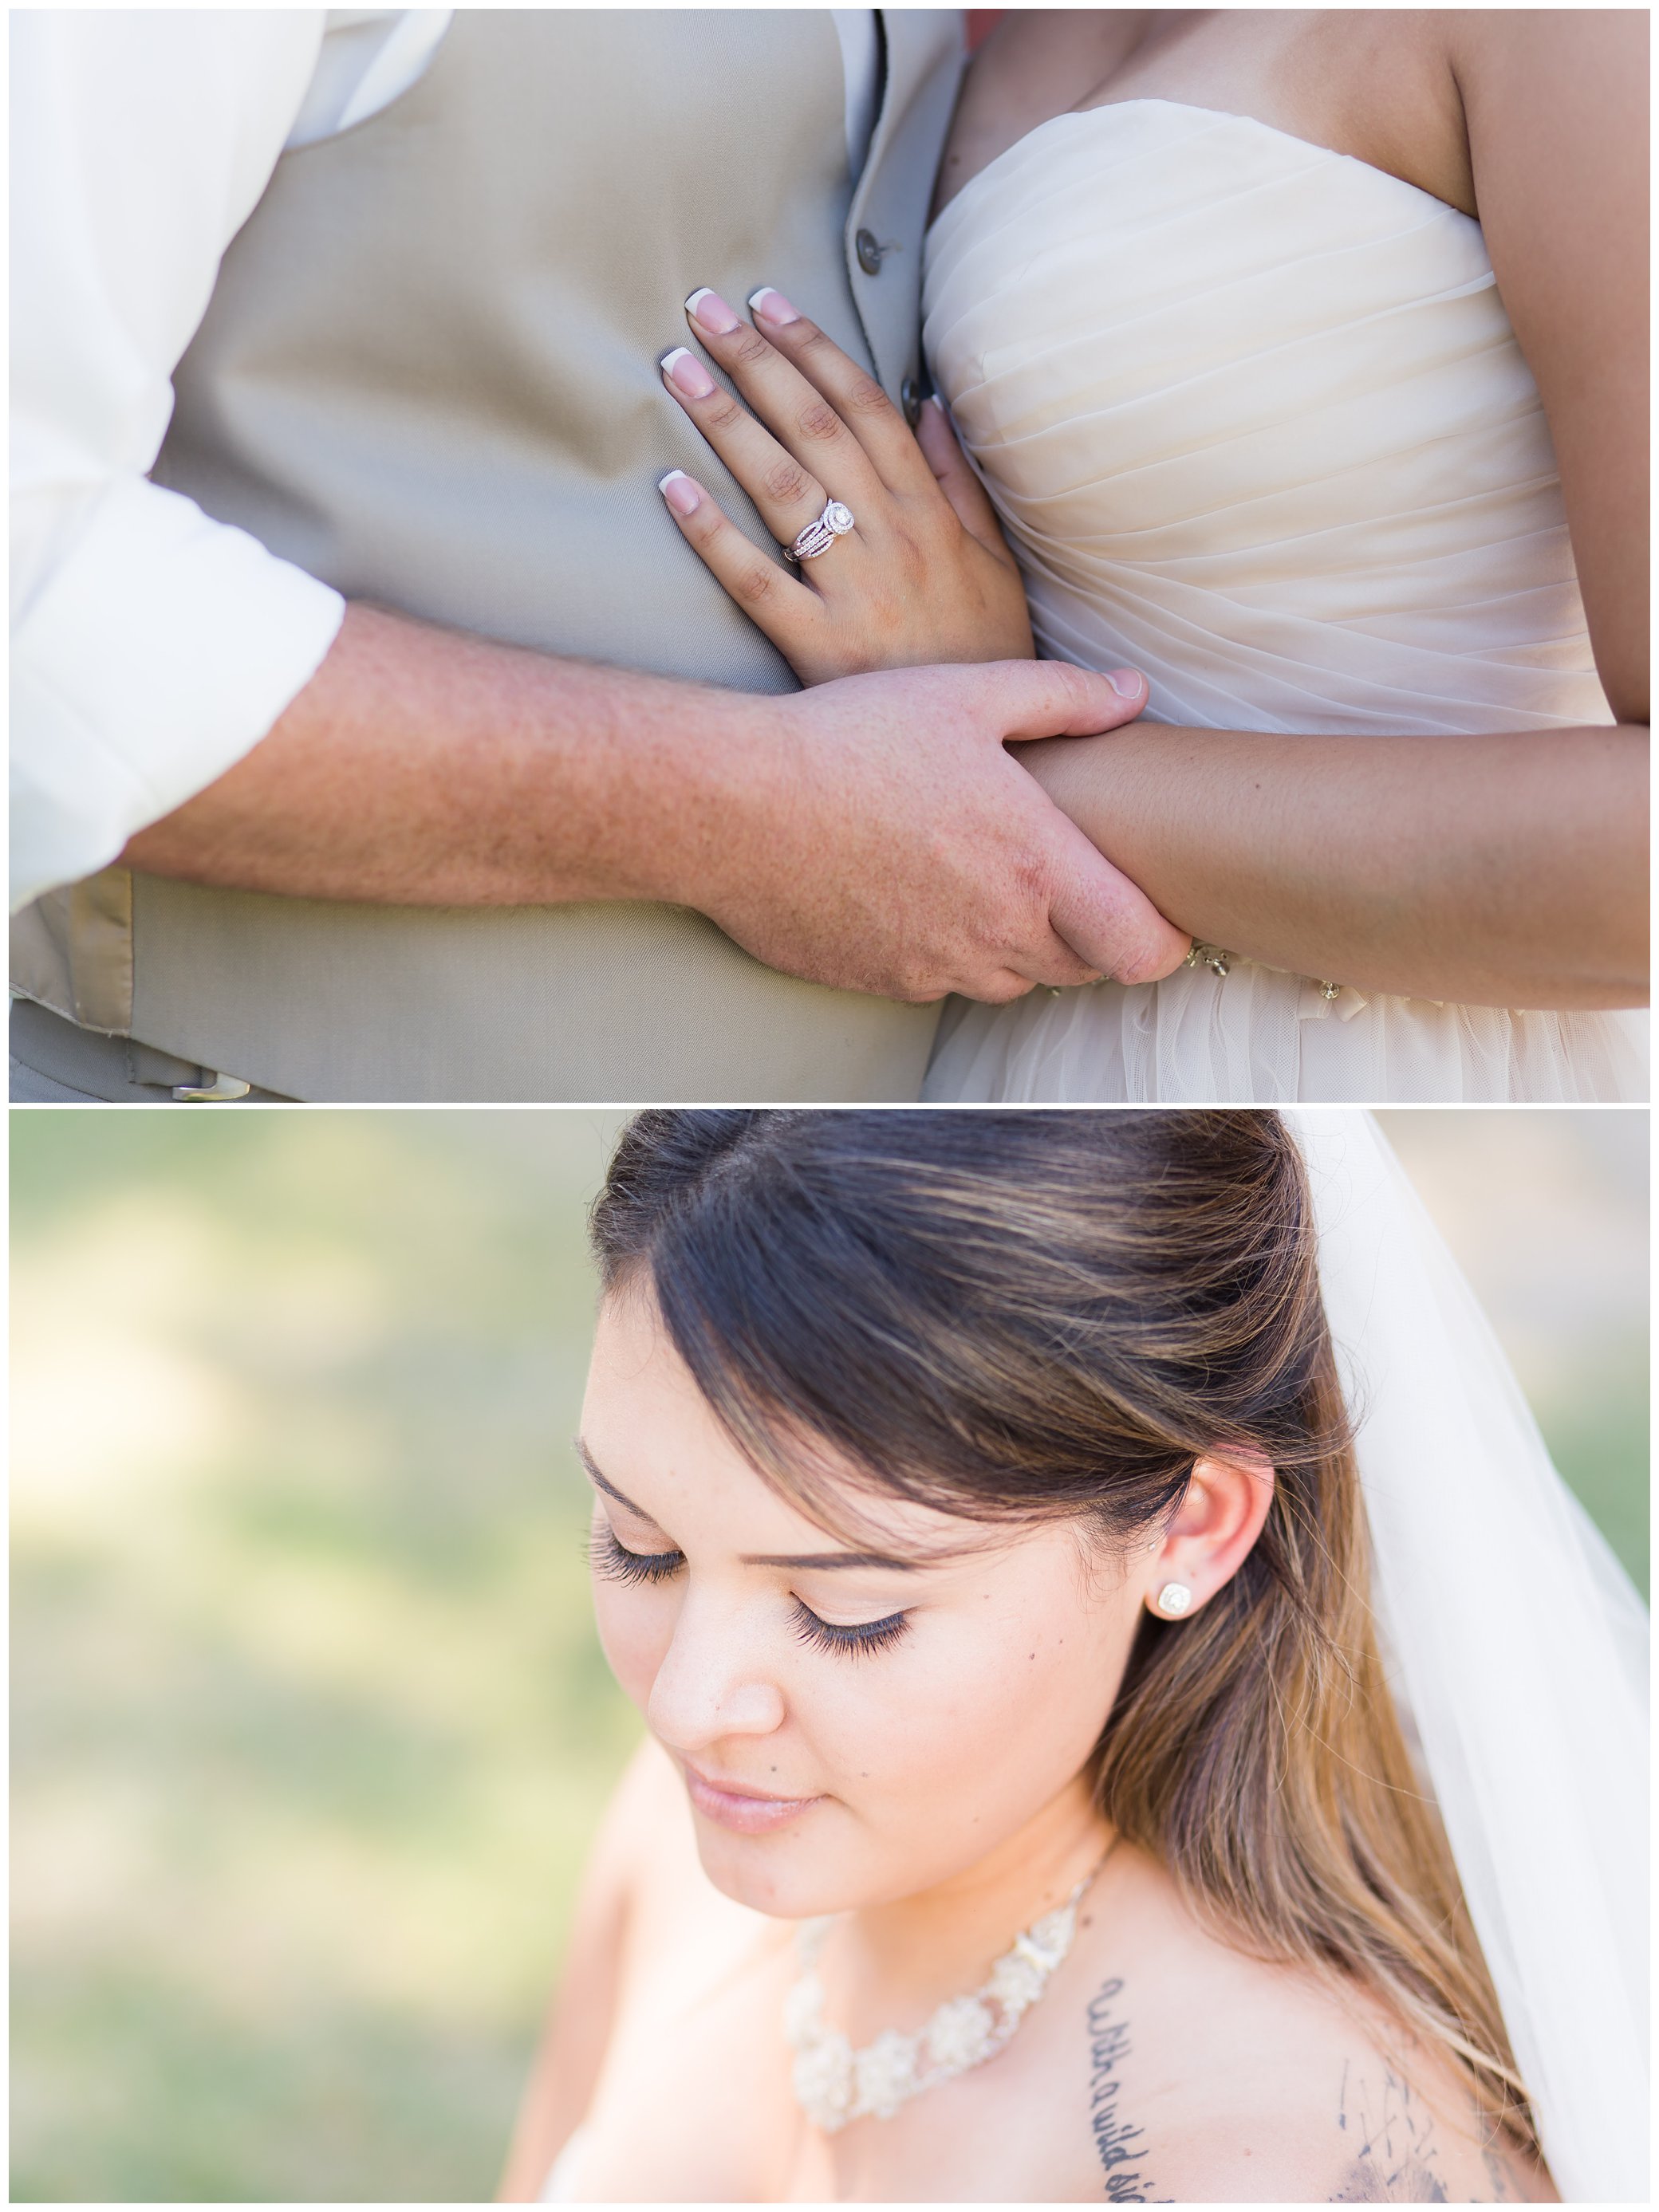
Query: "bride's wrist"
1019 725 1134 813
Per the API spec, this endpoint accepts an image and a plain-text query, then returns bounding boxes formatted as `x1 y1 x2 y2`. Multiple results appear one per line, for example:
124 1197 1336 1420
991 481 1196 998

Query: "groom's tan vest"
11 10 963 1101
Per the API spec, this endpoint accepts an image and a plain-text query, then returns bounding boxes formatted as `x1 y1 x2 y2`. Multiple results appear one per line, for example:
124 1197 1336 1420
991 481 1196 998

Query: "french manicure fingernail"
660 347 716 399
657 470 701 517
685 287 741 335
749 286 801 326
1108 668 1145 699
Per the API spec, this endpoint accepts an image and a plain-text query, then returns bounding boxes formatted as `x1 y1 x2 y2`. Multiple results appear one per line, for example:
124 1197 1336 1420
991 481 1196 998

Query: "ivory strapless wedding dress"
920 100 1646 1104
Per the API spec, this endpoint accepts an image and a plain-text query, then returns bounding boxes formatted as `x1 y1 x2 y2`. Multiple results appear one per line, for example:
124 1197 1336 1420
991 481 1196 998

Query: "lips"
681 1760 824 1836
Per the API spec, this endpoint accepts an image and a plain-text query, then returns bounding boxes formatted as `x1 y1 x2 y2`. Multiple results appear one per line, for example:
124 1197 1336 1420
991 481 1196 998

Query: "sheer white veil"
1287 1111 1649 2203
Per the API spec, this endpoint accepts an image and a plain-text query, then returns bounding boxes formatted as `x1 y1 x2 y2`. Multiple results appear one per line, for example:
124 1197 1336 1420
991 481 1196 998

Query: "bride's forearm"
1019 722 1649 1010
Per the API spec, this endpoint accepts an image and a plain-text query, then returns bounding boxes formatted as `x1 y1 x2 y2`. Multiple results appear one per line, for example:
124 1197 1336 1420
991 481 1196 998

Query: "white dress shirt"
10 8 881 911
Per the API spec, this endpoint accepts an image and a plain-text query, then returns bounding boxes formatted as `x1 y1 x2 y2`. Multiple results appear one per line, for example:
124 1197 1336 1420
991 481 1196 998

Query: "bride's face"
578 1286 1145 1919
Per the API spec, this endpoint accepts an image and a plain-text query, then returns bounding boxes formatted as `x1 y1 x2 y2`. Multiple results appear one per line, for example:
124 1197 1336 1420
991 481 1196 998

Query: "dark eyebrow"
739 1549 920 1572
575 1436 651 1515
573 1437 921 1572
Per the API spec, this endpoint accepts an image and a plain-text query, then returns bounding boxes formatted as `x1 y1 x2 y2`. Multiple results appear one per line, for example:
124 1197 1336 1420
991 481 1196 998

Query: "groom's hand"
694 660 1191 1002
120 607 1187 1002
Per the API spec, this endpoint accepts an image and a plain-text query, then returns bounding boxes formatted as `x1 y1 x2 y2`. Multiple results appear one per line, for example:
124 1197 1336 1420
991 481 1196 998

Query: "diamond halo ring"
785 499 856 561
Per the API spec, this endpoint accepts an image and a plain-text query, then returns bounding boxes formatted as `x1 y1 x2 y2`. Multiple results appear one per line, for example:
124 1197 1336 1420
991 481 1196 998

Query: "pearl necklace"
784 1840 1118 2134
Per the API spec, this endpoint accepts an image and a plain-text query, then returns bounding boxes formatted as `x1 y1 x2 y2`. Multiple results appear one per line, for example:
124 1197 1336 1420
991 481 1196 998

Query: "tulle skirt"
923 960 1649 1104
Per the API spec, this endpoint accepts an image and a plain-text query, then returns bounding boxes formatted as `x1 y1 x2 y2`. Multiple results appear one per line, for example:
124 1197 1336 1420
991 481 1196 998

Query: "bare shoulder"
1050 1851 1553 2204
595 1730 701 1919
1451 0 1647 238
562 1731 705 1975
1320 2057 1552 2204
1445 2 1647 722
1070 1969 1549 2203
1450 4 1647 104
589 1730 681 1880
1145 2053 1555 2204
1448 5 1646 290
494 1737 684 2198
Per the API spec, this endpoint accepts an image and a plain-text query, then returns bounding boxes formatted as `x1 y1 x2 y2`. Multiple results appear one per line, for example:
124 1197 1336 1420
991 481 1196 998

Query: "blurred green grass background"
10 1107 1648 2202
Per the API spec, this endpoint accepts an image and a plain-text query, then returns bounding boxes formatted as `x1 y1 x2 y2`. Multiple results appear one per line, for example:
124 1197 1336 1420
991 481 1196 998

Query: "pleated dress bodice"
920 100 1644 1104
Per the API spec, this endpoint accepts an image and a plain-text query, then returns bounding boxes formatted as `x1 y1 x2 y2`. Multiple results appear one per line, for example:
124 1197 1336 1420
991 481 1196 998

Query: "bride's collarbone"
958 8 1476 219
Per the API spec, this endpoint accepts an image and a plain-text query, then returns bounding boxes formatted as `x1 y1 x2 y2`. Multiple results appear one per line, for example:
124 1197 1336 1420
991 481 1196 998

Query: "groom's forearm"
1020 722 1649 1009
118 602 776 908
116 608 1188 1005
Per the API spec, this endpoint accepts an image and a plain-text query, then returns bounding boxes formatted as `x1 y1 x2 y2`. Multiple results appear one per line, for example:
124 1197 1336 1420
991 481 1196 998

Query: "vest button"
855 227 885 276
900 376 922 426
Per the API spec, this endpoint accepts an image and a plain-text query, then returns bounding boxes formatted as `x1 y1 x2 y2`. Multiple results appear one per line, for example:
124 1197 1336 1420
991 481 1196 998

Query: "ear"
1142 1452 1275 1620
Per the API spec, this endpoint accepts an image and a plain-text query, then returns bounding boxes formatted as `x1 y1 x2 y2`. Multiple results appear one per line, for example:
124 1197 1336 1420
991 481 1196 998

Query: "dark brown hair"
591 1108 1534 2155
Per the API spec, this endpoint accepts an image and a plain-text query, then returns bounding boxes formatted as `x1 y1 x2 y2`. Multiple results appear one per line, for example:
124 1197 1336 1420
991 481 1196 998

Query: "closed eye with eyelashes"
586 1523 913 1659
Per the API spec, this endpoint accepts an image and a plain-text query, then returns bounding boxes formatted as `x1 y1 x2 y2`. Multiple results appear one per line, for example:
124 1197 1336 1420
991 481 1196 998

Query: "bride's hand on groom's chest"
656 285 1036 689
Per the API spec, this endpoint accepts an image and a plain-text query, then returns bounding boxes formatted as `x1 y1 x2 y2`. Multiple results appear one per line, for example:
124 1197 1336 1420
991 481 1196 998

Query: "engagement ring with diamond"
786 499 856 561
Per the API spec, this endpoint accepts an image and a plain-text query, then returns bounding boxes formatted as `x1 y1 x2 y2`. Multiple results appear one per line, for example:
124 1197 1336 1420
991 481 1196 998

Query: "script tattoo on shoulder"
1086 1978 1163 2202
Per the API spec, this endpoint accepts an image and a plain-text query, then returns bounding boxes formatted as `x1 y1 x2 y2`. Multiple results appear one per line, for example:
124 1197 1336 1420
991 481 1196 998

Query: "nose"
645 1583 786 1754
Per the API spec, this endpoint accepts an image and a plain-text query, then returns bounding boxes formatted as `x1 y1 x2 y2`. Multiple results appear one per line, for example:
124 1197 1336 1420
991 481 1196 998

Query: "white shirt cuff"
10 476 345 911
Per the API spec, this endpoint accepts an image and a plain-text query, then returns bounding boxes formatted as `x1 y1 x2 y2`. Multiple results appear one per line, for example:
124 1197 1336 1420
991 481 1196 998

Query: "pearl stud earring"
1154 1582 1192 1616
